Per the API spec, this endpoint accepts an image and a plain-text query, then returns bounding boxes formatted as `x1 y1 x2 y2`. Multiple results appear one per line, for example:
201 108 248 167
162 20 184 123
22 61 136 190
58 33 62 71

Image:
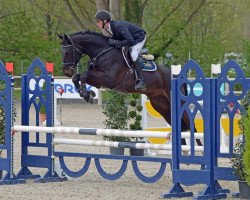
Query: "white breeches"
130 37 146 61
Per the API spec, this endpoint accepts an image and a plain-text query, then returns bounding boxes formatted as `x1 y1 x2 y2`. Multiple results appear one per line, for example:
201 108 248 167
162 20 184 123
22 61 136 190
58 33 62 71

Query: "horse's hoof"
83 91 90 101
89 90 96 97
79 91 91 102
83 95 90 102
89 97 94 104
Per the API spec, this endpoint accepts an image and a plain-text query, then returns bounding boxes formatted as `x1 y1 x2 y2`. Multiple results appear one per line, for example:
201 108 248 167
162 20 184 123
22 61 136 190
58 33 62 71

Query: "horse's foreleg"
72 73 81 90
72 73 90 102
79 72 96 102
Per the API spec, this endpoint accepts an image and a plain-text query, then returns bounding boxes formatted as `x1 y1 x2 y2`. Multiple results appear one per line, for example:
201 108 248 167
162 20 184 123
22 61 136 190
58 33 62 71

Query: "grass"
14 89 22 100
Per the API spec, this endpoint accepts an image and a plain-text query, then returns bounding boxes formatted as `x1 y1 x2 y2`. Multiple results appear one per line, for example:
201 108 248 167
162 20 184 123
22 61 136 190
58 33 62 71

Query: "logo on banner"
54 79 98 99
54 84 93 94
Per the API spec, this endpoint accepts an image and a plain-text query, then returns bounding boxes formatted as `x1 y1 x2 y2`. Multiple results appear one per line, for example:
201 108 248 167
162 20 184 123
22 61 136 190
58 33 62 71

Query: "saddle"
122 47 157 71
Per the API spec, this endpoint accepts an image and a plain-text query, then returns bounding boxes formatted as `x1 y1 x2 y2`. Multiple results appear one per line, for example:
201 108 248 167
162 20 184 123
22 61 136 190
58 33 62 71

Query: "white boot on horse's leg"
134 58 146 91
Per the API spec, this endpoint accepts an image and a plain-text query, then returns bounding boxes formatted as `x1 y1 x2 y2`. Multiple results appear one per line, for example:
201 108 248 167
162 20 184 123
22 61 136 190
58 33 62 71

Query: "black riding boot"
134 58 146 91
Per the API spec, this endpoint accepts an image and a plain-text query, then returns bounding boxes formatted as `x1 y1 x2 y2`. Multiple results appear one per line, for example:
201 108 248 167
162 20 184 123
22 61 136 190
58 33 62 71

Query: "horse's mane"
70 30 109 41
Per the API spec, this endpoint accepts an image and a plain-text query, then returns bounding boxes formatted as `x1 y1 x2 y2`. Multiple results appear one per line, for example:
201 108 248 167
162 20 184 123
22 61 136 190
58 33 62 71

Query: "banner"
54 79 98 99
29 78 99 100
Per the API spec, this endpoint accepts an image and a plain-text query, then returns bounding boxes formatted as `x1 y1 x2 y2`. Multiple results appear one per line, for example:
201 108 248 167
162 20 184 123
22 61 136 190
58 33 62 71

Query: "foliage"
243 41 250 77
39 84 47 114
102 90 130 142
238 92 250 132
40 104 46 115
231 137 246 181
144 0 249 75
242 107 250 185
241 92 250 111
231 97 250 184
128 94 143 142
124 0 142 26
0 108 17 154
0 11 62 75
0 0 250 77
0 83 16 155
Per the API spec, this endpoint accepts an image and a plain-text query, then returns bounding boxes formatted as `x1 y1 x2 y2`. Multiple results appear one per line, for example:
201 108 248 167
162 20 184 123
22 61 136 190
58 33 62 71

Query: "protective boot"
134 58 146 91
78 84 90 102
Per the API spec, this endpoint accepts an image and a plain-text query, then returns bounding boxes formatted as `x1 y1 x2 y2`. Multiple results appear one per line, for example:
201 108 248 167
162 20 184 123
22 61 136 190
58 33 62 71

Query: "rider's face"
96 20 103 29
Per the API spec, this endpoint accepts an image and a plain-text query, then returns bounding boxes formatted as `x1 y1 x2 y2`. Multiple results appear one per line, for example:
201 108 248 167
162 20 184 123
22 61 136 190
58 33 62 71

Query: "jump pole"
13 125 204 139
53 138 204 152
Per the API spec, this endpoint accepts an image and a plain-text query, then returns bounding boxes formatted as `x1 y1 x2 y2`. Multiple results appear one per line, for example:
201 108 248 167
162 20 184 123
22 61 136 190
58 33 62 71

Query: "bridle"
61 33 114 73
61 35 85 72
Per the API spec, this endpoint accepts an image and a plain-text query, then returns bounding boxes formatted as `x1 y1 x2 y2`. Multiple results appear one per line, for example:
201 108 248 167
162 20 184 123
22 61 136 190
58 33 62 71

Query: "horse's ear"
56 32 64 40
63 34 71 43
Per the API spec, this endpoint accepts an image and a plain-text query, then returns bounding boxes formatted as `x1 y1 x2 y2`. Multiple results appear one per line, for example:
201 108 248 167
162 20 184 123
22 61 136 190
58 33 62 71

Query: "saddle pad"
142 60 157 71
121 48 157 72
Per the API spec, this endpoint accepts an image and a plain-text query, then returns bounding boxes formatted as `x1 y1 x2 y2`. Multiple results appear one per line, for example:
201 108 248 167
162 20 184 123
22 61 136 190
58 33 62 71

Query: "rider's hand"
108 39 120 47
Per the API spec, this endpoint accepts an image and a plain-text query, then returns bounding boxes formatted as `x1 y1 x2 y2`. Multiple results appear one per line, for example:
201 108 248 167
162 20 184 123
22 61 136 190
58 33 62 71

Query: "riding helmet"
95 10 111 21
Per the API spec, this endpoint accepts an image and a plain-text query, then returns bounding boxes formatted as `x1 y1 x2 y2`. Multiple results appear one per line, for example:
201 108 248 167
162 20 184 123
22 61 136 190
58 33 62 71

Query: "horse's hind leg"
149 95 185 145
149 95 202 146
148 95 190 131
148 95 171 127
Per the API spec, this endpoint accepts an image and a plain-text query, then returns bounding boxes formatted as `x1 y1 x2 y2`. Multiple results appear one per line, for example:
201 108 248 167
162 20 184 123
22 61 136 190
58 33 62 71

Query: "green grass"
14 89 22 100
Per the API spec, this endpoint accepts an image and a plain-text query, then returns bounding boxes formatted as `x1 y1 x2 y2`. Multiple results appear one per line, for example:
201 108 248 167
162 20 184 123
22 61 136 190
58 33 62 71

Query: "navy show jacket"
109 20 146 47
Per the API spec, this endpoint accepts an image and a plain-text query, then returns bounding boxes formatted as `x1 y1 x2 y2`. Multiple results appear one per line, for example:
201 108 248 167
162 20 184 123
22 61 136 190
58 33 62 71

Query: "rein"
89 45 114 65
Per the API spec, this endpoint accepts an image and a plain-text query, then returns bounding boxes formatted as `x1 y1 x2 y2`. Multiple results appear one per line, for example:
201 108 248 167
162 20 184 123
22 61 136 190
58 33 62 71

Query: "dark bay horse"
58 30 191 132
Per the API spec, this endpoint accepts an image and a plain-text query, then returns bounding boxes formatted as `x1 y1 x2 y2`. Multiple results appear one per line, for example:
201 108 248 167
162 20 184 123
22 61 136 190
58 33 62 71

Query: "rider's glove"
108 39 121 48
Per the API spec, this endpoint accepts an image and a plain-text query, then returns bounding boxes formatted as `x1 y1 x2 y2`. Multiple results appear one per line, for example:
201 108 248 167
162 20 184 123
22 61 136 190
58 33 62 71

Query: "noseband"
61 36 85 69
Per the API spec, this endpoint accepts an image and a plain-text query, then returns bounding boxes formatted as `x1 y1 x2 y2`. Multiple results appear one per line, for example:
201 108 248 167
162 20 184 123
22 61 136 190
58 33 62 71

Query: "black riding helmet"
95 10 111 22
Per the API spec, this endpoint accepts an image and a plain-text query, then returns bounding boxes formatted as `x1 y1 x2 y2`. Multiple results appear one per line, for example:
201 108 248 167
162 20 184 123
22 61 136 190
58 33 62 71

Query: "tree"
1 0 250 76
124 0 143 26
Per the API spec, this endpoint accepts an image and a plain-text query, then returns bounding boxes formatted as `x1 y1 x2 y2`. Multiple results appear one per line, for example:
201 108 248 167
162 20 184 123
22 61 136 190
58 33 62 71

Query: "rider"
95 10 146 91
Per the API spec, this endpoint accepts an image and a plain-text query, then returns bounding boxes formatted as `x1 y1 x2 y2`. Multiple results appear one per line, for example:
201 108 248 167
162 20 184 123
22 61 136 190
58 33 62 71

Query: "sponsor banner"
29 79 98 99
54 79 98 99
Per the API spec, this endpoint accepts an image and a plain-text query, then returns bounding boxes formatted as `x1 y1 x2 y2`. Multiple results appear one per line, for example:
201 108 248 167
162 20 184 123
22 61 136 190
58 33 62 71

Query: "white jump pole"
13 125 204 139
13 125 171 138
53 138 204 152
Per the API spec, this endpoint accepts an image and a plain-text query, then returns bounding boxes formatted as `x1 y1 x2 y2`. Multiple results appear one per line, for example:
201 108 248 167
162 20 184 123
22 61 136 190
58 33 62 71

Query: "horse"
58 30 192 133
